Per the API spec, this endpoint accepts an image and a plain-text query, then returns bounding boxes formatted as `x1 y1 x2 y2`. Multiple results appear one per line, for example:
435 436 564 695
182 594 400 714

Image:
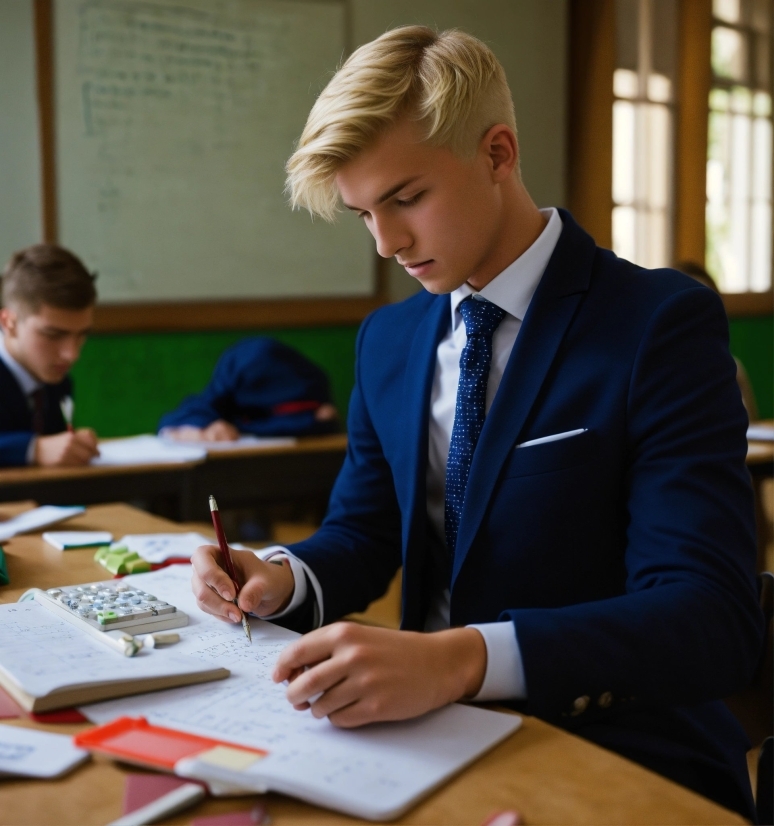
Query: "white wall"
0 0 41 262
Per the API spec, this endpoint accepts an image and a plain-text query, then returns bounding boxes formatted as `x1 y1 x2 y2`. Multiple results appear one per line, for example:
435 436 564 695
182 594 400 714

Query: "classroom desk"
0 502 746 826
0 434 348 523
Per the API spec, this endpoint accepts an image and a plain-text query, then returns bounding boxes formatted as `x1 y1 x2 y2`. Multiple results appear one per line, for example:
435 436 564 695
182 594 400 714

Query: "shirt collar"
0 335 43 396
449 207 563 330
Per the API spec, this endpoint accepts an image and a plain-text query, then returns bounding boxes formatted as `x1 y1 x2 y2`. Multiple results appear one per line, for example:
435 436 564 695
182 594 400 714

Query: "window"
706 0 772 292
612 0 678 269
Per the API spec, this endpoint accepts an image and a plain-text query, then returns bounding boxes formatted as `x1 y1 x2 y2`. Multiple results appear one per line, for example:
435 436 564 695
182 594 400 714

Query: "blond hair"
286 26 517 221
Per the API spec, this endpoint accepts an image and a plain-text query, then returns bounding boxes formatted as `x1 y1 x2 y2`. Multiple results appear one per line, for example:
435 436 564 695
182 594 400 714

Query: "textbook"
83 567 523 821
0 601 229 713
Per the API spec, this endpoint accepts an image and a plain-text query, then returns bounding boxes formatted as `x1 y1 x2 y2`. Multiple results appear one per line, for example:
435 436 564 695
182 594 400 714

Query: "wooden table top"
0 503 746 825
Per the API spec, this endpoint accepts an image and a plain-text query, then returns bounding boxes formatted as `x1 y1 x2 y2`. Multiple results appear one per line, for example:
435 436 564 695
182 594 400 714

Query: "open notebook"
82 566 522 821
0 601 228 712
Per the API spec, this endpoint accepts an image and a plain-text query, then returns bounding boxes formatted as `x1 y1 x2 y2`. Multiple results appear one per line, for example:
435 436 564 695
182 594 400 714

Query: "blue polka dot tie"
445 296 507 556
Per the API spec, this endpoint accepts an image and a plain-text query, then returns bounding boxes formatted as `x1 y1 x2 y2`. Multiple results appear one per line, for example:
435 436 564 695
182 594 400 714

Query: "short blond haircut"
286 26 517 221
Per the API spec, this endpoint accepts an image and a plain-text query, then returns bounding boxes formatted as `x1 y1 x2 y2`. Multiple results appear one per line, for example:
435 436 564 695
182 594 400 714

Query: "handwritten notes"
83 567 521 820
0 724 88 778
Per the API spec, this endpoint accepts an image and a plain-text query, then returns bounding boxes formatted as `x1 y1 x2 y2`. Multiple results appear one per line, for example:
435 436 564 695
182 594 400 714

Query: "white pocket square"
516 428 587 449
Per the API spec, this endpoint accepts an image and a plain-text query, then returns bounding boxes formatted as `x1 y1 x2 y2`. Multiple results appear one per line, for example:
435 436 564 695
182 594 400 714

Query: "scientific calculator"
24 580 188 634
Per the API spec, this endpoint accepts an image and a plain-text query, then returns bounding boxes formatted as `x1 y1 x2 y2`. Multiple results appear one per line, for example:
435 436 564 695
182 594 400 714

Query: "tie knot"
459 296 506 337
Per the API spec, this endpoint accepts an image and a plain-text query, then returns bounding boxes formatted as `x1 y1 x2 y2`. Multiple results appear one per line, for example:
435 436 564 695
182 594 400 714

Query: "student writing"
0 245 98 467
191 27 764 820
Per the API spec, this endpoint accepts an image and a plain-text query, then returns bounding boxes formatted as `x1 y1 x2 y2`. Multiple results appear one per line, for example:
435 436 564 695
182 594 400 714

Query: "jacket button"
597 691 613 708
570 695 590 715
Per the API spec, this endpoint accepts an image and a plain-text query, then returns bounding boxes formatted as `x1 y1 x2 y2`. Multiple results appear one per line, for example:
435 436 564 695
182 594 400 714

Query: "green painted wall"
70 327 359 437
729 315 773 420
71 315 773 438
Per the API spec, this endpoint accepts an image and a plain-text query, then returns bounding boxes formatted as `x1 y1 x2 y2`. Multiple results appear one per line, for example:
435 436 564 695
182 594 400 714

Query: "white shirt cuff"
467 621 528 701
253 545 323 627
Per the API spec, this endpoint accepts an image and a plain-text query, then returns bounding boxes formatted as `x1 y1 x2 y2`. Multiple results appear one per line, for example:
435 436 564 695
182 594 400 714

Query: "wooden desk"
0 503 745 825
0 434 348 523
185 433 348 521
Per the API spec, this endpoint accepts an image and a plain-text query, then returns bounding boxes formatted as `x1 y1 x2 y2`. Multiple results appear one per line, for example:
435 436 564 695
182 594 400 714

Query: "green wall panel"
729 315 773 420
70 327 359 437
69 314 773 439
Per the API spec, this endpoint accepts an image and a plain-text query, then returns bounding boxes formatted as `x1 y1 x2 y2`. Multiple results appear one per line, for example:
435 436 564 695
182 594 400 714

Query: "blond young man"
192 27 762 818
0 245 98 466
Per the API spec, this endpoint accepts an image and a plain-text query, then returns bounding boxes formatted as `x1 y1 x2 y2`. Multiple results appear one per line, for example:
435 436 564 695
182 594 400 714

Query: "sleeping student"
159 337 338 442
0 245 98 467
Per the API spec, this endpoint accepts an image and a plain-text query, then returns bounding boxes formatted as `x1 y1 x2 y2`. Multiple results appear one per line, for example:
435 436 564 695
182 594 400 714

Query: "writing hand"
191 544 295 622
272 623 487 727
34 428 99 466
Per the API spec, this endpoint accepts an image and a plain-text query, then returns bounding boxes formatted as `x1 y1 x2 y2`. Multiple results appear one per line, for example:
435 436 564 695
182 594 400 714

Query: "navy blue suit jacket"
286 212 764 817
0 360 70 466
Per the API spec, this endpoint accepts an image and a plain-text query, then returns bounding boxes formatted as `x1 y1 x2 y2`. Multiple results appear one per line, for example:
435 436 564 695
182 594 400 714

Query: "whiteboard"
54 0 373 303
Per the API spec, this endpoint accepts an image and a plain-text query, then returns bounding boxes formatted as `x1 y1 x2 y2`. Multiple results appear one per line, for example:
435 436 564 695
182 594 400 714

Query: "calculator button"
152 604 176 615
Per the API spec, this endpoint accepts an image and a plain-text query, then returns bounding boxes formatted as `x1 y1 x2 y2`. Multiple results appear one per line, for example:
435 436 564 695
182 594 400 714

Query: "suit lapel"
451 212 598 585
395 294 449 628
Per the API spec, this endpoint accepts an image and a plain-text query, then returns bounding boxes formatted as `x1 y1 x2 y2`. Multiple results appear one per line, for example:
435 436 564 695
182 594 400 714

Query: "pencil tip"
209 495 218 511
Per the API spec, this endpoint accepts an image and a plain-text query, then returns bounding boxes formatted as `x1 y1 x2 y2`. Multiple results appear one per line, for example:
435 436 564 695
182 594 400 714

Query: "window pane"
728 113 752 290
613 101 636 204
648 73 672 102
752 116 773 200
731 85 753 113
714 0 741 22
751 0 771 31
616 0 640 71
647 209 670 269
750 202 772 290
754 33 770 89
710 88 731 111
614 68 639 99
647 103 671 208
712 26 748 81
753 90 772 116
651 0 677 78
613 206 637 261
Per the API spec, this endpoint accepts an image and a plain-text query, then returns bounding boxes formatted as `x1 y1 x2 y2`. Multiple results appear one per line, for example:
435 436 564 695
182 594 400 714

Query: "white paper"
83 567 521 820
0 601 223 699
0 724 88 778
43 531 113 550
0 506 85 541
747 424 774 442
92 435 207 466
117 533 215 563
161 435 296 453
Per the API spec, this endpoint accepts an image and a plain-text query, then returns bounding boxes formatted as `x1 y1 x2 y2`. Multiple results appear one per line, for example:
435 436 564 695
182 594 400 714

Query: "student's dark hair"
1 244 97 313
675 260 720 293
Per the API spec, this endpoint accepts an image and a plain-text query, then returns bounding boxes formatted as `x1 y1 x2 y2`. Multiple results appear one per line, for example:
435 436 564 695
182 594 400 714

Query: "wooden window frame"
569 0 774 318
32 0 386 334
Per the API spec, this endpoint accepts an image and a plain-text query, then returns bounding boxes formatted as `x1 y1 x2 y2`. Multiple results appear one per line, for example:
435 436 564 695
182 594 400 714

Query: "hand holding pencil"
191 498 296 632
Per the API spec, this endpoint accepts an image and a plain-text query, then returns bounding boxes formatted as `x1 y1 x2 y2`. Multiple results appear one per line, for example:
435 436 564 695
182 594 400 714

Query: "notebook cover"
123 773 195 814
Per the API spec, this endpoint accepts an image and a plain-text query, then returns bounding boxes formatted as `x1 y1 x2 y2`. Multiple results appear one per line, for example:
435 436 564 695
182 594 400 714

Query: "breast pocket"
500 429 598 479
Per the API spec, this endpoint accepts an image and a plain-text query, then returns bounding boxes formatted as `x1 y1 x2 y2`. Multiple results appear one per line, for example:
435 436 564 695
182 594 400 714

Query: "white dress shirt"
258 207 564 702
0 335 44 464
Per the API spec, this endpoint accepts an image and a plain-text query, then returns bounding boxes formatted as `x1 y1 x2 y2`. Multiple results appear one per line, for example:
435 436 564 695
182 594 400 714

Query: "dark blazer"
158 338 338 437
0 359 70 466
286 211 764 819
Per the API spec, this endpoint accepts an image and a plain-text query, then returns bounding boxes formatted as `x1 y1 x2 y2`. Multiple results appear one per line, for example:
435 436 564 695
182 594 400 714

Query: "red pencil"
209 495 251 642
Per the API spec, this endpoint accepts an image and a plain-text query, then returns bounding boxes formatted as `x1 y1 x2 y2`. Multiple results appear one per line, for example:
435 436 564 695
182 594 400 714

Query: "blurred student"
159 338 338 441
676 260 759 420
0 245 98 467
